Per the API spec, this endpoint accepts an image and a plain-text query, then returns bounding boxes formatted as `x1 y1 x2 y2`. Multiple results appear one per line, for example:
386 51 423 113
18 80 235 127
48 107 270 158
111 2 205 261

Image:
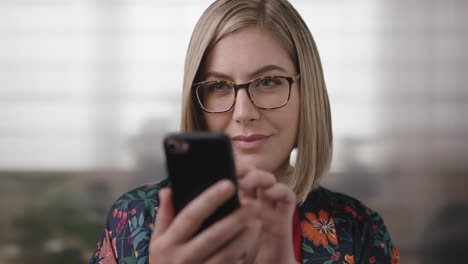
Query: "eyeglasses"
193 74 300 113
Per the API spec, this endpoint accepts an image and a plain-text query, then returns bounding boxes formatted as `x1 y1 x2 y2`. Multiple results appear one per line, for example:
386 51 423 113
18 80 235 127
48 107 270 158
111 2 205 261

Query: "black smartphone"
163 132 240 232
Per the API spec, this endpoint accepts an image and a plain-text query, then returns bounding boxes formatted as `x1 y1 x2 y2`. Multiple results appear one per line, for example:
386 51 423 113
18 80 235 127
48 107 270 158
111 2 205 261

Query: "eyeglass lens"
196 77 290 112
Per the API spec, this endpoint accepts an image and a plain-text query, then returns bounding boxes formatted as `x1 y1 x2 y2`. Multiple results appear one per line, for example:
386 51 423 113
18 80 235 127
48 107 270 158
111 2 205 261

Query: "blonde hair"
180 0 332 204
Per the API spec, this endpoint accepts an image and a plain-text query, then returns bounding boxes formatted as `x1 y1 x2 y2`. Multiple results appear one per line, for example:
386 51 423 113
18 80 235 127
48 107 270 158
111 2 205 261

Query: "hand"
149 180 262 264
237 166 298 264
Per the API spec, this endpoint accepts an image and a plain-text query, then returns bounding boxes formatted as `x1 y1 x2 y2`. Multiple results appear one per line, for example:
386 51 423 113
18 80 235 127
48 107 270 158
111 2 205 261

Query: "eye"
257 78 281 88
208 82 230 92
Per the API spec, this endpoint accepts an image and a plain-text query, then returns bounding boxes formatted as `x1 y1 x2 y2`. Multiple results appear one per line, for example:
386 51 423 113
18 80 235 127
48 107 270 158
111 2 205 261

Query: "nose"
232 88 260 124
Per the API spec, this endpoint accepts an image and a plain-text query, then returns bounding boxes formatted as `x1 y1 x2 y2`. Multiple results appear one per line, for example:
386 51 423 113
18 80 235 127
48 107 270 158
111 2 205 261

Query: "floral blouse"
89 179 400 264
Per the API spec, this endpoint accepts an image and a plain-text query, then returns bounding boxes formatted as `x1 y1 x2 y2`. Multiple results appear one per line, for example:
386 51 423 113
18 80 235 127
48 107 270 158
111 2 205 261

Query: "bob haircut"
180 0 332 204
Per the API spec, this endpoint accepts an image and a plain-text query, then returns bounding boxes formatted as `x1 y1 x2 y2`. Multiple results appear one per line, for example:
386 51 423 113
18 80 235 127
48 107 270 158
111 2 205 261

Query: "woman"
90 0 400 263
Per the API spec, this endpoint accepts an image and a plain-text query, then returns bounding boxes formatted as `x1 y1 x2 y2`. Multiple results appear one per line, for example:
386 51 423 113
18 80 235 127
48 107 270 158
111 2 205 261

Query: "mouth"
231 134 270 151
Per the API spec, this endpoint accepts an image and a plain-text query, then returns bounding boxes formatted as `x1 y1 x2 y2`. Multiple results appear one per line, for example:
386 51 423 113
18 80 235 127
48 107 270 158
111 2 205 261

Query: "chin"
234 153 277 174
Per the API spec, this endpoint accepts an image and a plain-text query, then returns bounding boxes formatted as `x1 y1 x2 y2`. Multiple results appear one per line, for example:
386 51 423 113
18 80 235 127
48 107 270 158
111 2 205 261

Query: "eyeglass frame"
192 74 301 113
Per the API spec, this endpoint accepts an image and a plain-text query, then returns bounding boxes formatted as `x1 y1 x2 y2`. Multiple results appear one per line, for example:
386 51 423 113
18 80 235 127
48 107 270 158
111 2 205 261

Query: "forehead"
201 26 296 79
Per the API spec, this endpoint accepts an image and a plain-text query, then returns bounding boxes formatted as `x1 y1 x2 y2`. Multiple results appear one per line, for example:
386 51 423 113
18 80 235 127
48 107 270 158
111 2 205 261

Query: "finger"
239 195 262 218
235 162 255 179
238 169 276 194
153 188 175 237
242 219 262 263
238 187 258 205
253 185 297 252
263 183 296 205
257 187 275 208
185 206 254 261
262 183 296 219
204 218 262 264
239 169 275 205
166 180 236 243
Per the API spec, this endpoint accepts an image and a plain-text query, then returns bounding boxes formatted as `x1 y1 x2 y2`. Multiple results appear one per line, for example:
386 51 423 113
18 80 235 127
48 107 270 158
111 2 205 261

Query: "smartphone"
163 132 240 232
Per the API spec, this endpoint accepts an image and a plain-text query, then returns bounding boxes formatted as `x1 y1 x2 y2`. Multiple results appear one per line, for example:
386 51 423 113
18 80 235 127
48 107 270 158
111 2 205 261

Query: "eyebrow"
250 64 287 78
204 64 288 81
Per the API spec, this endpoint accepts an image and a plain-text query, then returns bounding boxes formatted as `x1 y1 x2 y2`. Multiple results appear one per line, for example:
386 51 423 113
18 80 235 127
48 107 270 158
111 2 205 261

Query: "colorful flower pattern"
302 210 338 248
89 179 399 264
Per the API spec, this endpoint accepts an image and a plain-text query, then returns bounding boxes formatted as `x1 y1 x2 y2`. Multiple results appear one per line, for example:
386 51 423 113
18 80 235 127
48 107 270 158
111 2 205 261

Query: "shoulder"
301 186 383 224
115 178 170 208
90 179 170 263
301 187 393 242
300 187 377 224
299 187 400 264
107 178 170 227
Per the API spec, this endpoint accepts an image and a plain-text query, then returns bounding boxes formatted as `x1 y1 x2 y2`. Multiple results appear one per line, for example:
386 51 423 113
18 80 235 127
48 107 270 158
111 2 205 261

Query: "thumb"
263 184 296 219
153 188 175 237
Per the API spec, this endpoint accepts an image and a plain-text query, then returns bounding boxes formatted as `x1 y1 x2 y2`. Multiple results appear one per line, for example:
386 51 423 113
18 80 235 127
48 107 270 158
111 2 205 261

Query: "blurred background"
0 0 466 263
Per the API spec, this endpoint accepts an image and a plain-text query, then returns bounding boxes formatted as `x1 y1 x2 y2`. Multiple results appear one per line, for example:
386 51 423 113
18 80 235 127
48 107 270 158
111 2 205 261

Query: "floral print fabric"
89 179 399 264
298 187 400 264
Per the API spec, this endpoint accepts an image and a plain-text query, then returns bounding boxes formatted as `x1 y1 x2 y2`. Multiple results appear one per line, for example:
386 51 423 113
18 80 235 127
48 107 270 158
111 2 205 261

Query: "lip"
231 134 270 151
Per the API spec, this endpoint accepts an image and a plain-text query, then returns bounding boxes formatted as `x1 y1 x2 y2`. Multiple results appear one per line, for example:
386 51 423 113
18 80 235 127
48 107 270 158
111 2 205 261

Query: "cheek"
289 87 301 128
204 112 230 132
279 91 300 140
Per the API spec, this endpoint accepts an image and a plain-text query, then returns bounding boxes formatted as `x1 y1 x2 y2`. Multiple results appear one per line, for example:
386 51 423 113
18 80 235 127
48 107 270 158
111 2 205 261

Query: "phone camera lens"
166 139 189 153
